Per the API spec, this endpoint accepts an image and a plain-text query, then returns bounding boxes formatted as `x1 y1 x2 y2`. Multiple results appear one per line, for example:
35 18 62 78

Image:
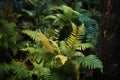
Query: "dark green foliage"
0 19 18 61
0 19 17 49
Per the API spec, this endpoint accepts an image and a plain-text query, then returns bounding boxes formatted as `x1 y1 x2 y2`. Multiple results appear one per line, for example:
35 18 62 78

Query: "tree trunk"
101 0 120 80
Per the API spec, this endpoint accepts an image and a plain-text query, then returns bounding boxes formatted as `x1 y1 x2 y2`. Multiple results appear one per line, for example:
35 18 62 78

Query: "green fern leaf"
20 47 40 54
7 61 32 80
33 66 53 80
22 30 41 42
44 14 63 24
82 55 103 70
59 41 68 55
53 5 80 19
44 15 58 20
76 43 94 51
0 19 18 55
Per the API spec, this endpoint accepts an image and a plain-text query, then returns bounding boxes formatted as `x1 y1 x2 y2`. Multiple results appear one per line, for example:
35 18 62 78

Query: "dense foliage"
0 0 102 80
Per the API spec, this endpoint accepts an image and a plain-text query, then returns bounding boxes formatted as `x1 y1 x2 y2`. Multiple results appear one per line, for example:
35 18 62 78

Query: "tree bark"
101 0 120 80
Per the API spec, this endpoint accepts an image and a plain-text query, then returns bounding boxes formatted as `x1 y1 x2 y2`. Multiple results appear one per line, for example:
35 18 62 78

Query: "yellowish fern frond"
22 30 54 54
77 23 85 42
38 30 54 54
54 55 68 67
66 22 78 49
49 40 61 55
66 22 85 51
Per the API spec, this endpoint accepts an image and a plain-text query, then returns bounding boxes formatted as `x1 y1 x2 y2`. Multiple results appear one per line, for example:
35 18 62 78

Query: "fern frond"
81 55 103 70
71 52 85 65
52 5 80 18
13 67 32 80
0 63 13 80
22 30 54 54
44 14 60 20
38 30 54 53
20 47 40 54
72 52 85 57
20 47 53 65
0 19 18 55
80 16 99 45
59 41 68 55
77 23 85 42
20 47 42 63
22 30 41 42
0 19 17 45
32 66 53 80
71 53 103 71
54 55 68 68
44 14 63 24
65 22 85 52
66 22 78 49
76 43 94 51
0 63 12 74
45 5 82 26
49 40 61 55
10 61 32 80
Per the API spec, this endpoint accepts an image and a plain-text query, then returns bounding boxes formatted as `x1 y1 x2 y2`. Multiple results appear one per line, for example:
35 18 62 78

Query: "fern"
76 43 94 51
0 19 17 46
22 30 41 42
53 55 68 68
66 22 78 49
59 21 103 80
11 61 52 80
12 66 32 80
0 1 102 80
20 47 40 54
39 30 54 54
50 5 81 20
32 66 53 80
21 47 53 64
0 62 32 80
81 55 103 71
0 19 18 55
65 22 95 52
71 53 103 71
77 23 85 42
59 41 68 55
65 22 86 51
22 30 54 53
0 57 53 80
19 47 54 80
49 40 61 55
80 16 99 45
44 5 82 29
22 29 63 55
0 63 12 80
